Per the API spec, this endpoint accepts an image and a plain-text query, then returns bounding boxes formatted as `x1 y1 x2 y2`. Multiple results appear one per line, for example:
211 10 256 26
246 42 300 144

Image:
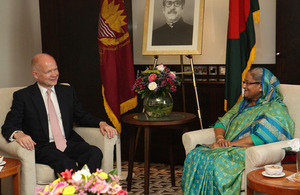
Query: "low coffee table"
247 164 300 195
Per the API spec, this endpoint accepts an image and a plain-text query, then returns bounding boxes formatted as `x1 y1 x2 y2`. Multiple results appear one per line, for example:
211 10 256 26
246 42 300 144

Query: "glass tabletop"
133 113 185 122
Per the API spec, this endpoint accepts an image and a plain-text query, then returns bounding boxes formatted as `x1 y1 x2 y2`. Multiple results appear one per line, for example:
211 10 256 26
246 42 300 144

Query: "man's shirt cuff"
9 130 23 142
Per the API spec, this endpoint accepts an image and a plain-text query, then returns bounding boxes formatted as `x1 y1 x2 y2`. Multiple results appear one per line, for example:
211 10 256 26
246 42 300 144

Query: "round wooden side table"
122 112 196 195
247 164 300 195
0 158 21 195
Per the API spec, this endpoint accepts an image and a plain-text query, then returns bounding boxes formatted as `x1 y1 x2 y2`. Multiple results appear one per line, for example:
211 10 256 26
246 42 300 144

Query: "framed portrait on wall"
142 0 205 55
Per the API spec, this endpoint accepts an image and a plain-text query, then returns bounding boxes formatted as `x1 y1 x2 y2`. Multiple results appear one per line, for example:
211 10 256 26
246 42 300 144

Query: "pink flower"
52 182 68 195
139 84 146 89
135 78 142 84
170 86 177 92
164 67 170 72
116 189 128 195
169 72 176 79
90 182 109 194
61 169 73 180
148 74 157 82
161 80 167 86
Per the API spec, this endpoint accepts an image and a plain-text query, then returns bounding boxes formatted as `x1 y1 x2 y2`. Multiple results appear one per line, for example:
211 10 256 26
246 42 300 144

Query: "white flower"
112 184 122 193
156 64 165 71
148 82 157 91
72 168 91 182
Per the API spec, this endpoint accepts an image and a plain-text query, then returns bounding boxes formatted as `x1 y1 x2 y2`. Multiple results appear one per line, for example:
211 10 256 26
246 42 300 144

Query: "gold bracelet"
216 135 224 139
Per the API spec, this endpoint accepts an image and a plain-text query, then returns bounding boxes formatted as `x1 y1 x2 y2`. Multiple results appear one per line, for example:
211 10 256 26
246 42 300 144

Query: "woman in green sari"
181 67 294 195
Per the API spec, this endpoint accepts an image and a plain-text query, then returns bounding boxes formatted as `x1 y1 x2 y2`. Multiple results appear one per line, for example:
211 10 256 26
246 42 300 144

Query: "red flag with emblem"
98 0 137 133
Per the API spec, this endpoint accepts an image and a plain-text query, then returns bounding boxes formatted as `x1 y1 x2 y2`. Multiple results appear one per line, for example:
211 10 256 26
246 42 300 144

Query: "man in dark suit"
152 0 193 45
1 53 117 175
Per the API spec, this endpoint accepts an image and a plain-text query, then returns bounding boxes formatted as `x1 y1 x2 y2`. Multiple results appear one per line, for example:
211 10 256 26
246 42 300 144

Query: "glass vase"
143 92 173 118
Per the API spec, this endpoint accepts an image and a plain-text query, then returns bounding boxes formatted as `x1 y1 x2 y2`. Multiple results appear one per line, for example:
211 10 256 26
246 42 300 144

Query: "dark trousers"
35 140 103 176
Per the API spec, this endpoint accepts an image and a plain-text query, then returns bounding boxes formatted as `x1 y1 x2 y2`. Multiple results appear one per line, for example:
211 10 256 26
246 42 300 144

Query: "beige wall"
0 0 42 88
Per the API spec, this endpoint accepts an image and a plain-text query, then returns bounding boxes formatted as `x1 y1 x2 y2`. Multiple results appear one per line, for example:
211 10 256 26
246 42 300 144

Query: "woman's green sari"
181 68 294 195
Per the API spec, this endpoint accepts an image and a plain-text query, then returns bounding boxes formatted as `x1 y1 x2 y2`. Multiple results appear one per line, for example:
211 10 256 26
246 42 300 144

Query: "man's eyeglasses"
165 1 183 8
242 81 261 86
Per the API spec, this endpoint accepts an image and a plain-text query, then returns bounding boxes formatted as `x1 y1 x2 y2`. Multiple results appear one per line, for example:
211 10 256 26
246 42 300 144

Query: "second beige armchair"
182 84 300 194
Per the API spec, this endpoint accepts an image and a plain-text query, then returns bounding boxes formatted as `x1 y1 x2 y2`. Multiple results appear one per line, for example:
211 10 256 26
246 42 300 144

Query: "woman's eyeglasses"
242 81 262 86
165 1 183 8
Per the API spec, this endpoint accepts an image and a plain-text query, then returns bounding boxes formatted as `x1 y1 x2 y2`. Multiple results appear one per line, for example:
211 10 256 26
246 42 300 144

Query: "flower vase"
143 92 173 118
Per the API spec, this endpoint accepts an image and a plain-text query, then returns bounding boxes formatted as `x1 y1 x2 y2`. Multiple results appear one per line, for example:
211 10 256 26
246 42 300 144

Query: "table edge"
122 112 196 126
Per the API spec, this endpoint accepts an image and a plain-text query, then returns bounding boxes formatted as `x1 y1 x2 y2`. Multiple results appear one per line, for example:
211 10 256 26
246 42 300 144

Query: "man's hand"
99 121 118 139
14 132 36 150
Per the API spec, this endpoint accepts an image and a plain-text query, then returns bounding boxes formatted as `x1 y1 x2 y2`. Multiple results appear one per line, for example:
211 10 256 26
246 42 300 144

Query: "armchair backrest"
0 87 24 130
280 84 300 138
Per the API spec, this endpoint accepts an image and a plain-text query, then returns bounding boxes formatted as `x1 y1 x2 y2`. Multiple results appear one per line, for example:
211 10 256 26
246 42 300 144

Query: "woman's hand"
217 139 231 147
211 127 231 148
210 142 220 149
210 139 231 148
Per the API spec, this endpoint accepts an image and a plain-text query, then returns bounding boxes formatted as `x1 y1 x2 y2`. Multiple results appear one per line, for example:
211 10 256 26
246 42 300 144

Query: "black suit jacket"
152 18 193 46
1 83 102 149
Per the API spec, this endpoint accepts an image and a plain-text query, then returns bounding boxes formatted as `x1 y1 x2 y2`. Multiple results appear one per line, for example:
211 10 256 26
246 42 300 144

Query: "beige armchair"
0 87 118 195
182 84 300 193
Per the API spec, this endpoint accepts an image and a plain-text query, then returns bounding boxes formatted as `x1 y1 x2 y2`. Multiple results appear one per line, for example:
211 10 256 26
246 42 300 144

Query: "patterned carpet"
118 161 183 195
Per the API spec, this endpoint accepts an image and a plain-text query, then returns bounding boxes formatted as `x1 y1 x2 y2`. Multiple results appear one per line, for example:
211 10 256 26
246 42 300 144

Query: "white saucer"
0 161 6 166
262 171 285 178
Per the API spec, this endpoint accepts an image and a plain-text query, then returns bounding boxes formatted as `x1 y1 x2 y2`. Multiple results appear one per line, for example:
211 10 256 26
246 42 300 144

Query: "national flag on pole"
224 0 260 111
98 0 137 133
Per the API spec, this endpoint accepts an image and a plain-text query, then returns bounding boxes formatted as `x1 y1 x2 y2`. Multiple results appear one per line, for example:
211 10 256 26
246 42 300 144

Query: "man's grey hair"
248 67 263 82
163 0 185 7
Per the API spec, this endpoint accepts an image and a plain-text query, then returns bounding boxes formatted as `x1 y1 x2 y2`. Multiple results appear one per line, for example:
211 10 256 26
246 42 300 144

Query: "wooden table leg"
247 186 254 195
13 171 20 195
144 127 150 195
126 128 136 192
169 133 175 186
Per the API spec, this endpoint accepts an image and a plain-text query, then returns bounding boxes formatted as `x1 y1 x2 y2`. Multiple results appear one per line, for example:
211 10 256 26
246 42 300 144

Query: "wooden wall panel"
276 0 300 84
